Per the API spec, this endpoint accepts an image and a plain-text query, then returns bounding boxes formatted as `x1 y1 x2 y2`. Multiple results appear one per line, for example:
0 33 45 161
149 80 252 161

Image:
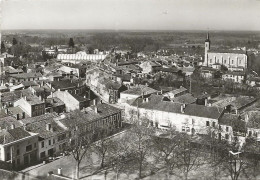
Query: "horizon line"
1 28 260 32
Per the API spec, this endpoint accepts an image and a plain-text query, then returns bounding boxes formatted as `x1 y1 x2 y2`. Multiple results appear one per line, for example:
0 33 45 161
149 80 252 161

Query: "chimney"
181 105 185 113
46 123 51 131
93 99 97 105
23 124 27 130
22 112 25 119
16 114 20 120
205 98 208 106
11 124 15 129
5 108 8 114
24 96 27 100
94 106 98 113
58 168 62 175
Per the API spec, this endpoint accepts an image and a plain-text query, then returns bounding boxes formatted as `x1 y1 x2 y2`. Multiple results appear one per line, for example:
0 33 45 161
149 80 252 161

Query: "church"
203 33 248 71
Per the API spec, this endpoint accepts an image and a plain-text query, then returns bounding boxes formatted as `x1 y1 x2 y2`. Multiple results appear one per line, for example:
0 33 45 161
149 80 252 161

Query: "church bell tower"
204 32 210 66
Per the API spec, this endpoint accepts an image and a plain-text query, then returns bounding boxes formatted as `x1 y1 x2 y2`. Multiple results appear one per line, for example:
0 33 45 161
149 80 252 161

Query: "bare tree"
128 123 154 179
94 127 114 168
108 133 133 180
66 110 94 180
175 133 204 180
152 128 179 179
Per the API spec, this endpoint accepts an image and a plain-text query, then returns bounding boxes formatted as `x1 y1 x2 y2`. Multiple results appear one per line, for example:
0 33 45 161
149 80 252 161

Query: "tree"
68 38 75 48
12 38 18 45
108 133 133 180
66 110 94 180
1 41 5 53
94 127 114 168
128 124 154 179
175 133 205 180
152 128 180 179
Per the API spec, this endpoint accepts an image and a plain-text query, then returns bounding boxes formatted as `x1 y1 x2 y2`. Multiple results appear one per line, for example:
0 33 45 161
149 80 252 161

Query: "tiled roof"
129 94 223 119
23 116 65 139
20 113 59 125
45 97 65 107
172 93 197 104
59 103 121 128
0 89 33 103
16 95 44 105
244 111 260 129
0 116 23 130
0 127 31 144
164 87 187 97
50 79 84 90
219 113 246 132
10 73 42 79
230 96 256 110
208 49 246 54
22 81 39 87
121 85 157 96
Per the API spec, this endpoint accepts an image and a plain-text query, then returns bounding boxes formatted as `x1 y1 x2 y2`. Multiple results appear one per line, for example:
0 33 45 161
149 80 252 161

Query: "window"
41 141 44 148
239 60 241 64
17 149 20 156
232 60 234 64
53 139 55 144
186 127 190 132
26 145 32 152
49 140 51 146
212 122 216 128
226 127 229 132
225 134 229 140
206 121 210 127
210 59 212 63
182 126 186 132
224 60 227 64
6 153 10 161
17 158 20 165
40 151 45 159
249 131 252 137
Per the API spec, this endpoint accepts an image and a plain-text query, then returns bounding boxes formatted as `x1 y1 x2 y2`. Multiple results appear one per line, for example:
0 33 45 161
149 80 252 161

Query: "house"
46 79 86 95
163 86 188 99
58 63 87 78
56 103 123 145
218 113 246 143
119 85 158 103
222 71 246 83
0 127 38 170
125 94 224 134
246 77 260 87
86 68 127 103
244 111 260 141
45 97 65 114
50 90 89 112
199 66 218 79
14 95 45 117
9 73 43 84
139 61 161 74
19 113 67 161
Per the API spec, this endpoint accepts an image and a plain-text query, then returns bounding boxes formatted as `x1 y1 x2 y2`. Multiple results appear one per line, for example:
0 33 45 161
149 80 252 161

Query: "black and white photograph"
0 0 260 179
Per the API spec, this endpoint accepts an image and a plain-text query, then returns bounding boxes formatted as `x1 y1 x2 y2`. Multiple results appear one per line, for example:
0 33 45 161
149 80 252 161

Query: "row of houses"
0 102 123 170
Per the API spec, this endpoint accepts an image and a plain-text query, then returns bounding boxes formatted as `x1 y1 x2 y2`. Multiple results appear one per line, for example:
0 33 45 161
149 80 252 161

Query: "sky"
1 0 260 31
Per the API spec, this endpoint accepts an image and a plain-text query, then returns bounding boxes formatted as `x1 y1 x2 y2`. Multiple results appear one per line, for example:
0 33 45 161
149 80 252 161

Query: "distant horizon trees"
69 38 75 48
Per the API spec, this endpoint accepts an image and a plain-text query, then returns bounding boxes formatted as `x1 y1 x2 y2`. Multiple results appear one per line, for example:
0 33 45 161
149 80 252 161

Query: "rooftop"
121 85 158 96
219 113 246 132
0 127 32 145
129 94 223 119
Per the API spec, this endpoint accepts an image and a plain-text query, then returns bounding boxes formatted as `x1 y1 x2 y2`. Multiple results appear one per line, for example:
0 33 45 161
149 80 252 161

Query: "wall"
206 52 247 69
14 99 32 117
0 134 38 169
